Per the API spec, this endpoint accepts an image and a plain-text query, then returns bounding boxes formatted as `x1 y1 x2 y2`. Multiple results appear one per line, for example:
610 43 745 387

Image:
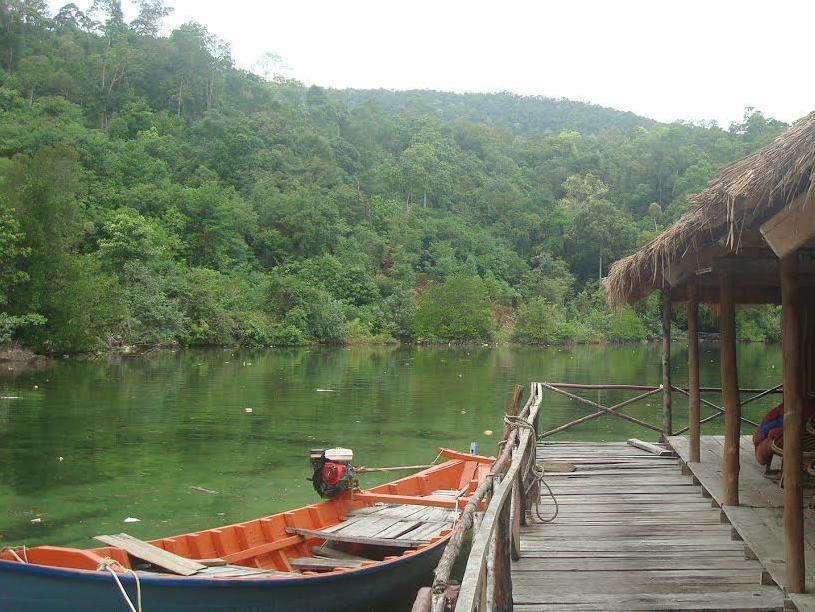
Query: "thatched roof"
604 111 815 306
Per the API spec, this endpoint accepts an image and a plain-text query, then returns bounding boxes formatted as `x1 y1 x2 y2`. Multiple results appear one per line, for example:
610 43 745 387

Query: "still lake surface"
0 343 782 549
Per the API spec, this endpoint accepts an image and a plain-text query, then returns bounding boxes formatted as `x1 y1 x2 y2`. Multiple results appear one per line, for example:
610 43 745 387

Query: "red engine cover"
321 461 346 486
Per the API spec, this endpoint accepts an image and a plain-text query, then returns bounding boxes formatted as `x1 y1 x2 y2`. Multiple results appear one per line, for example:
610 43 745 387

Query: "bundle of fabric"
754 398 815 466
754 404 784 466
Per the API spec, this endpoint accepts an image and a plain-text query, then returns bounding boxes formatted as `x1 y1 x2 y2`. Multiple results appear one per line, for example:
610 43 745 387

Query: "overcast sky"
53 0 815 126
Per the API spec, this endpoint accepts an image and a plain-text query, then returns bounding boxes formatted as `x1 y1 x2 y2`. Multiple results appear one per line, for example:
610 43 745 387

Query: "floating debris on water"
190 485 218 494
316 389 336 392
244 407 253 413
123 517 140 523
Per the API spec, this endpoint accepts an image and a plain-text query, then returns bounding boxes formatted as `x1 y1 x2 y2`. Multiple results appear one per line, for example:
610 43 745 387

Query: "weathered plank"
94 533 207 576
289 556 362 571
512 588 784 610
507 437 785 610
284 527 426 548
511 558 763 572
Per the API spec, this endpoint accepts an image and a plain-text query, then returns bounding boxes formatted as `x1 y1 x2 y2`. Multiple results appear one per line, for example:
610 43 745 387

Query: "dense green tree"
413 276 493 342
0 2 790 350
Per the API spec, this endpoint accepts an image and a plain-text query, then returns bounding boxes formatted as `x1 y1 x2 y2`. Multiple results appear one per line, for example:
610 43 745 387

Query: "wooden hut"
604 111 815 594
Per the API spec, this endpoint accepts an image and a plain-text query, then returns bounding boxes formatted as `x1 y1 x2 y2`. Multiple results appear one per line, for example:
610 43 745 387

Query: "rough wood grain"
508 436 785 610
688 283 701 462
781 252 806 593
720 273 741 507
94 533 207 576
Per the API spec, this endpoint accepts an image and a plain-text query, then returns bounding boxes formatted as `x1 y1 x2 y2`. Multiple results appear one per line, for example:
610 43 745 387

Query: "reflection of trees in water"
0 344 784 547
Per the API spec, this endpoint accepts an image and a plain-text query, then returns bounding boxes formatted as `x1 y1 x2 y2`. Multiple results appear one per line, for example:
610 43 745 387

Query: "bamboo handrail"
671 386 759 428
453 383 542 612
414 384 537 612
540 382 775 439
545 382 783 394
540 382 662 433
541 387 663 438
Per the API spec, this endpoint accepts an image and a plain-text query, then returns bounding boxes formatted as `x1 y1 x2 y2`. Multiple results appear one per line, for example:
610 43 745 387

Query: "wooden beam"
664 245 728 287
94 533 207 576
688 284 701 463
670 284 781 305
761 192 815 259
221 536 302 564
781 253 805 593
662 289 672 438
353 493 467 509
284 527 428 549
720 273 740 507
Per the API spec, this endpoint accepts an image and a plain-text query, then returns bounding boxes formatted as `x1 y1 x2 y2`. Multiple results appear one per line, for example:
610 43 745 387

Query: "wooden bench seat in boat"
286 499 457 549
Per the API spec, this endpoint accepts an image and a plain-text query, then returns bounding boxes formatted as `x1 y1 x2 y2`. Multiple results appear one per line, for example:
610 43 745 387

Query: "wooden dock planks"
513 441 785 610
667 435 815 611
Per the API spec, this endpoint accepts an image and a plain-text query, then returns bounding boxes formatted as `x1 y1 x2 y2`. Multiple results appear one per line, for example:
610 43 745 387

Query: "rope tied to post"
97 557 143 612
503 414 559 523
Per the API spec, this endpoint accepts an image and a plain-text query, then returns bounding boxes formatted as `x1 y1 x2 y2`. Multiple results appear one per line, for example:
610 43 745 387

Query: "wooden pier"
514 440 785 610
412 383 802 612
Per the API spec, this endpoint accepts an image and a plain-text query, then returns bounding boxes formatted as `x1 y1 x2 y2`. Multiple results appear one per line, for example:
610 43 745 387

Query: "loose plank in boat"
94 533 207 576
285 527 429 548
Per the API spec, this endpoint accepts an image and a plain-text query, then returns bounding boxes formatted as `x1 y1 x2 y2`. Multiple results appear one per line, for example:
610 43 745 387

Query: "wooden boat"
0 448 491 611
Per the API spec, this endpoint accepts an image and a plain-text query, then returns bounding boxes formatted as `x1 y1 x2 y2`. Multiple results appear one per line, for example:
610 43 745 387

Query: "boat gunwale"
0 449 490 585
0 535 446 588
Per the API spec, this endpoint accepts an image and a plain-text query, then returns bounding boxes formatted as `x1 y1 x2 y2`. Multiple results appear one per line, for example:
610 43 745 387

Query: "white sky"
52 0 815 126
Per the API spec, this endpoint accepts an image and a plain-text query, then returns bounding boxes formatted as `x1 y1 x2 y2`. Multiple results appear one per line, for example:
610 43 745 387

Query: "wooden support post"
781 253 805 593
688 284 701 463
720 273 740 507
510 480 521 561
662 289 673 438
493 491 513 611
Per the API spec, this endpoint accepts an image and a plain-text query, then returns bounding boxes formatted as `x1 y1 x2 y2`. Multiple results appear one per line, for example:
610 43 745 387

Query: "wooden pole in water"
720 273 740 507
688 283 701 463
662 288 673 439
781 253 805 593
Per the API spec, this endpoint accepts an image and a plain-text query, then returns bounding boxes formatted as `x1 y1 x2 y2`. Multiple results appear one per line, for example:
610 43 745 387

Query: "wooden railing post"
493 486 513 611
781 253 805 593
662 288 673 438
688 283 701 463
510 478 522 560
720 273 741 507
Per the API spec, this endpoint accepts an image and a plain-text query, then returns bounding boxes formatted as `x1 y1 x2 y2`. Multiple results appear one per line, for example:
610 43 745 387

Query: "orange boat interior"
1 450 491 578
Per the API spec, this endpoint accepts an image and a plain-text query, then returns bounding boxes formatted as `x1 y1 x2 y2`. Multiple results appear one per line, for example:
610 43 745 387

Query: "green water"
0 343 782 549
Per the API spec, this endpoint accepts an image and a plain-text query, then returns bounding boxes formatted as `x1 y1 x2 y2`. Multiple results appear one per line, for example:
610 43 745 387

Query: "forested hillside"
0 1 789 353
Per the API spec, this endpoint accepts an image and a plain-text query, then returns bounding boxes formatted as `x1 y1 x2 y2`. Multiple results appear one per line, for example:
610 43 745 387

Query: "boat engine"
309 448 357 498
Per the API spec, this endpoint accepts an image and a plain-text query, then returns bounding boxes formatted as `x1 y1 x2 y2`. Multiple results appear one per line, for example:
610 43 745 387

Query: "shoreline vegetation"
0 2 785 358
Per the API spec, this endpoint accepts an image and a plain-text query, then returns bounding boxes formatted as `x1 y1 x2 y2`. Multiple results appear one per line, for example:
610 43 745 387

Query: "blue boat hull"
0 540 444 612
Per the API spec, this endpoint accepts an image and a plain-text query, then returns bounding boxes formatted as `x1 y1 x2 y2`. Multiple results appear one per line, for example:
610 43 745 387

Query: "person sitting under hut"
754 394 815 478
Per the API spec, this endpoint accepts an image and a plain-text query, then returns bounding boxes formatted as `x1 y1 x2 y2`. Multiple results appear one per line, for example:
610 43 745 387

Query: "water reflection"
0 343 782 547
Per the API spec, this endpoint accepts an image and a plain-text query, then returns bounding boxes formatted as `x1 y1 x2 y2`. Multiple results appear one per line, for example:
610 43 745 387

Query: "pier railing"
413 380 783 611
412 382 543 612
539 382 782 438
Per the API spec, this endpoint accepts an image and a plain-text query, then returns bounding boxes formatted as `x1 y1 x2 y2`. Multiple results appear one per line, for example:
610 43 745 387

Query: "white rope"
503 415 559 523
98 558 142 612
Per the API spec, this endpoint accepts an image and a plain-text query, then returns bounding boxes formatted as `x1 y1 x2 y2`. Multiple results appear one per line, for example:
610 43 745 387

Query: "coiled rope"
97 558 143 612
503 415 559 523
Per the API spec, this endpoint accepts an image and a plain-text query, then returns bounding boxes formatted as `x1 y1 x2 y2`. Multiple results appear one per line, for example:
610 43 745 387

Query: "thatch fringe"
604 111 815 306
